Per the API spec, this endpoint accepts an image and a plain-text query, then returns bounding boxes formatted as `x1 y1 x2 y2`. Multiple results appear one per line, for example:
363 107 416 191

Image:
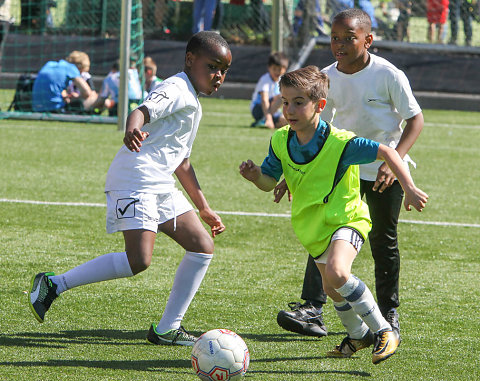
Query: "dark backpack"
8 74 37 112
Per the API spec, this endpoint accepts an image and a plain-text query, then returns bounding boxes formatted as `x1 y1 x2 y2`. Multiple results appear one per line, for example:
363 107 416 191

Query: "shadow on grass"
0 357 370 377
0 358 191 372
248 369 371 377
0 329 147 348
239 331 347 342
0 330 370 376
0 329 348 349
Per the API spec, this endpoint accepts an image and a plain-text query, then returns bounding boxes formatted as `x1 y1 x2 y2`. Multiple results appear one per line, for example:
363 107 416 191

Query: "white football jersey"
105 72 202 193
322 54 422 181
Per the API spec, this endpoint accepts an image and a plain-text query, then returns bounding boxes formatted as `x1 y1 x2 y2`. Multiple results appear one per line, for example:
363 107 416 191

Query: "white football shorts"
314 227 365 264
106 189 193 234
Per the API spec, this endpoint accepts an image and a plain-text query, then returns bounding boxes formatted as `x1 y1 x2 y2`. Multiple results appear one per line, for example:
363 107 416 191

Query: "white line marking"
1 198 479 228
0 198 105 207
424 122 480 129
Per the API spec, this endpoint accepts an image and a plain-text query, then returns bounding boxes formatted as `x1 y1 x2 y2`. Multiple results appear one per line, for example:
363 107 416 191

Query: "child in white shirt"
250 51 289 129
29 31 232 346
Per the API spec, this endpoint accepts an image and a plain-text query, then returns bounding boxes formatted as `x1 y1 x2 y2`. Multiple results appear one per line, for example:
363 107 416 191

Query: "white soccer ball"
191 329 250 381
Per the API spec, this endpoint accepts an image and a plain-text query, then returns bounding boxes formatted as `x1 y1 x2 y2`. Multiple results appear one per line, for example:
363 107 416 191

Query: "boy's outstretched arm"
123 106 150 152
175 158 225 237
374 112 424 192
239 160 277 192
377 144 428 212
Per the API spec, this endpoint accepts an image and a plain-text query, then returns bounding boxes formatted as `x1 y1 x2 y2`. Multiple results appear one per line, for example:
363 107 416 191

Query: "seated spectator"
91 59 143 116
427 0 449 44
32 50 97 113
250 51 288 129
91 62 120 116
63 51 96 113
143 56 163 97
128 57 143 106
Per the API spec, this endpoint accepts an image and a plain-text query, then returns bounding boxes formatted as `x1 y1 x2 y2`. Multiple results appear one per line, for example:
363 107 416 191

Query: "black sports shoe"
384 308 401 345
29 272 58 323
277 302 327 337
327 330 374 358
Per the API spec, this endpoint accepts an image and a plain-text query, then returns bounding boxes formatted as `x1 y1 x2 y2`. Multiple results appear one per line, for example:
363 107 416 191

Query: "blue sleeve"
260 141 283 181
341 137 379 167
335 137 379 183
63 61 80 80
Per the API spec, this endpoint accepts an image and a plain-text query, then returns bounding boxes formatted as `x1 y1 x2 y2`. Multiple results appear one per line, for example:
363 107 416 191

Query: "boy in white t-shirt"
250 51 289 129
29 31 232 346
276 9 424 355
144 56 163 97
90 62 120 116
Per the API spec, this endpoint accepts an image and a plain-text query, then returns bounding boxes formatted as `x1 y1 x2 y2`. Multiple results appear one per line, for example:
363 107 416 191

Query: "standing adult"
192 0 218 33
449 0 473 45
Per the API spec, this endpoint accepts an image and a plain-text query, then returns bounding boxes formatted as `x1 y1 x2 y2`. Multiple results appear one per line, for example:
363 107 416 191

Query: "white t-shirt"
100 71 120 102
322 53 422 181
250 72 280 110
105 72 202 194
128 68 143 100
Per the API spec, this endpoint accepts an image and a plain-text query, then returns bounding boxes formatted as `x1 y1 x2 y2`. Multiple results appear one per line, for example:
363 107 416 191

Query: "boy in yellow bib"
239 65 428 364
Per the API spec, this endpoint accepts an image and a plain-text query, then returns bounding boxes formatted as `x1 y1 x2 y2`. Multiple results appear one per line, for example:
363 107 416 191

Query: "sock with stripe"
333 300 370 340
335 274 390 334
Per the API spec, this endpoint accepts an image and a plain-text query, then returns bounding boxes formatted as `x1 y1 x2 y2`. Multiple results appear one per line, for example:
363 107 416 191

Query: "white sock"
50 252 134 295
335 275 390 334
156 251 212 333
333 300 370 340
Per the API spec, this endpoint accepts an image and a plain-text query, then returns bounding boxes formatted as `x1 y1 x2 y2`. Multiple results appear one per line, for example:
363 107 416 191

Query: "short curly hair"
186 31 230 56
333 8 372 33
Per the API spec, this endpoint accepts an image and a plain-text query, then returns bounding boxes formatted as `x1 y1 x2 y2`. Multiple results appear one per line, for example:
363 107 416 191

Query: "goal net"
0 0 145 124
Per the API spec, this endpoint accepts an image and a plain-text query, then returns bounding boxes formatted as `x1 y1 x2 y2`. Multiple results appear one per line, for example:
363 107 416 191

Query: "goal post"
118 0 132 131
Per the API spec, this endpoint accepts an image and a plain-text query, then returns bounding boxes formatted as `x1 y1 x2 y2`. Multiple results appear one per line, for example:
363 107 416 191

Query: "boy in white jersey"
276 9 424 348
240 66 428 364
29 31 232 346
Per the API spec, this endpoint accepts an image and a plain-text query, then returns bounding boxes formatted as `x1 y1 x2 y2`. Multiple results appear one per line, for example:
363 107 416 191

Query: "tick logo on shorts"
116 198 139 219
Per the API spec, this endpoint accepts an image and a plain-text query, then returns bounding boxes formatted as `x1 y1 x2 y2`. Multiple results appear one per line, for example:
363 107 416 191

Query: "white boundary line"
1 198 479 228
423 122 480 129
0 198 106 208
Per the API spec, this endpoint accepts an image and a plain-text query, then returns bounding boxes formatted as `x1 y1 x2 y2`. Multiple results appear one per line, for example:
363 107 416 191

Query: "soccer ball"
191 329 250 380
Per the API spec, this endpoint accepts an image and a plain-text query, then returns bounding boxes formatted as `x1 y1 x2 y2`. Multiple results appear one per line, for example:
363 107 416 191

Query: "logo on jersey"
288 163 305 175
116 198 139 219
146 90 169 103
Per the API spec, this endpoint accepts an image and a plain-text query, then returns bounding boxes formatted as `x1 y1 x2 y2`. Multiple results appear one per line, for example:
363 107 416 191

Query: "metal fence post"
118 0 132 131
272 0 283 52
